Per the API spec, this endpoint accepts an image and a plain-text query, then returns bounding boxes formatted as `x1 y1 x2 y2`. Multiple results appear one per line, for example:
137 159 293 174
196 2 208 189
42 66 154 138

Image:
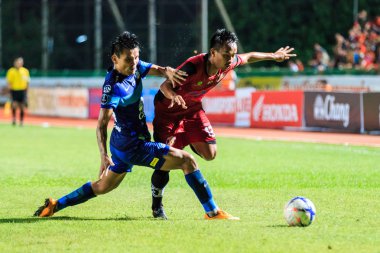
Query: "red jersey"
154 53 244 116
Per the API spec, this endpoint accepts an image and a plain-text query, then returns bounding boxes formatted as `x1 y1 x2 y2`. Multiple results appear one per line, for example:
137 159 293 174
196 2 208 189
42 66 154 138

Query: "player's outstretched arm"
96 108 115 178
160 79 187 109
148 65 187 86
239 46 296 65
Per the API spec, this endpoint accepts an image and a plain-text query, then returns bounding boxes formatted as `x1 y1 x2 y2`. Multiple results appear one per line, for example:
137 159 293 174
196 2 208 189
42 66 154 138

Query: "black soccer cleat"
152 206 168 220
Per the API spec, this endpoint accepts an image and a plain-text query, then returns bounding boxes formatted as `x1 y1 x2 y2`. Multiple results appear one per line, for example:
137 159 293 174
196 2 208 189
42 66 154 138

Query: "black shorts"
10 90 27 104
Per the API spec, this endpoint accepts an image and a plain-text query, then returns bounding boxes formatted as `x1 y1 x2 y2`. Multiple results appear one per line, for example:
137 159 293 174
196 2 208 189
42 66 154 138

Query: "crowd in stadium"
294 10 380 73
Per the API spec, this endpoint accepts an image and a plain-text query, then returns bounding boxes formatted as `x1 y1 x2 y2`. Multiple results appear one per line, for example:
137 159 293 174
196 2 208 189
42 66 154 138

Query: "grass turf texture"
0 124 379 253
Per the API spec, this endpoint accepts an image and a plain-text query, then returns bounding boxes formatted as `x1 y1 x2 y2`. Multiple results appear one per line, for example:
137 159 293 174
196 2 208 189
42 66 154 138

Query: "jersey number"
204 125 215 137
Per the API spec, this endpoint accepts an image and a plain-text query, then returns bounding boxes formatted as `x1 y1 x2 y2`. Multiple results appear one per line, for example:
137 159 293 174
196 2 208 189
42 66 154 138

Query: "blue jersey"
101 60 153 150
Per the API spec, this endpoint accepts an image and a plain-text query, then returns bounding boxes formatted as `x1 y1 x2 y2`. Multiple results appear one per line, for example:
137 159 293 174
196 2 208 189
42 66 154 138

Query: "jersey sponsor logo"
103 84 112 94
101 94 110 104
135 70 141 80
252 95 299 122
138 98 145 120
313 94 350 127
150 157 159 167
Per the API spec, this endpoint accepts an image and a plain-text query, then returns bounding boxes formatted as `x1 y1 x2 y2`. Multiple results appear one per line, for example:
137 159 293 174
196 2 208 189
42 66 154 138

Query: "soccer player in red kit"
151 29 296 219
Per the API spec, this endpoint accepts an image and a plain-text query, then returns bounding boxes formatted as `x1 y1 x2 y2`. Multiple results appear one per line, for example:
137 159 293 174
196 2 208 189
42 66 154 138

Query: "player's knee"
203 150 217 161
181 152 197 173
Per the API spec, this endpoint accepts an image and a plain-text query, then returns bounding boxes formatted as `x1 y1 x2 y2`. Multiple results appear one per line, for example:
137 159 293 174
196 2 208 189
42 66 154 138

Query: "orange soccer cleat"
204 209 240 220
34 198 58 217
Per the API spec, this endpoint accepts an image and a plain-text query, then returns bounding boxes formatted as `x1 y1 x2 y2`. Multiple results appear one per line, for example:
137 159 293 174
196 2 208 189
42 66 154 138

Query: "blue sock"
56 182 96 211
185 170 218 213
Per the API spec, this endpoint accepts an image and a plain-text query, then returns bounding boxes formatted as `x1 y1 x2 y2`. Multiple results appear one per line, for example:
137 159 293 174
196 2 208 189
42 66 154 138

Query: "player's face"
14 58 24 68
212 43 237 70
112 47 139 75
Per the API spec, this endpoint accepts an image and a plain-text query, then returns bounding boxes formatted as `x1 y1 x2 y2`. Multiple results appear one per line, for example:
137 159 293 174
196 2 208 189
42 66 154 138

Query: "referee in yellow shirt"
6 57 30 126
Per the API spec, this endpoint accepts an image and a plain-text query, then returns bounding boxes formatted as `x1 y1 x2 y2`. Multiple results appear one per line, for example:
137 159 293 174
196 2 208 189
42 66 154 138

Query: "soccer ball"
284 196 316 227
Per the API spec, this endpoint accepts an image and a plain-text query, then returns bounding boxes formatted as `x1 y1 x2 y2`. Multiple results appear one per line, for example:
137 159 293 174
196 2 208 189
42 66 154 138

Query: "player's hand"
166 136 176 146
165 67 187 87
168 94 187 109
99 154 114 179
273 46 297 62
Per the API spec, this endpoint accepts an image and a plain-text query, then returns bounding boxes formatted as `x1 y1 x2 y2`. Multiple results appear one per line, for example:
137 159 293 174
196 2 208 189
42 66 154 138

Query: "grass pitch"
0 124 379 253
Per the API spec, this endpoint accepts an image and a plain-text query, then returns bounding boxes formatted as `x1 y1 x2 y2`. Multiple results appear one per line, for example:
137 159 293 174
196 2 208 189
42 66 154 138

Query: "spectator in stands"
340 10 380 71
6 57 30 126
295 59 305 72
333 33 348 69
309 43 330 72
375 43 380 71
288 60 299 72
372 16 380 35
361 51 376 71
357 10 368 32
316 79 333 92
352 46 362 67
288 59 304 73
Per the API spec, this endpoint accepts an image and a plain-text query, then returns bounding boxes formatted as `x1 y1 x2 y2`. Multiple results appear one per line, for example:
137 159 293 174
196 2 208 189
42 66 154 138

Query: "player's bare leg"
19 103 25 126
190 142 217 161
34 171 126 217
91 170 126 195
11 101 18 126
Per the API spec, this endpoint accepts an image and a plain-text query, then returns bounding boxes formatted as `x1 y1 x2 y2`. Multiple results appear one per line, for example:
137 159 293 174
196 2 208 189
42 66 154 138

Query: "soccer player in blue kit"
34 31 239 220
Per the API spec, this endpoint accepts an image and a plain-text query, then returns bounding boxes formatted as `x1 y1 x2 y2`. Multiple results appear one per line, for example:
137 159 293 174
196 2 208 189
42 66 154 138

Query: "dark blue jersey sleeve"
100 80 120 109
138 60 153 78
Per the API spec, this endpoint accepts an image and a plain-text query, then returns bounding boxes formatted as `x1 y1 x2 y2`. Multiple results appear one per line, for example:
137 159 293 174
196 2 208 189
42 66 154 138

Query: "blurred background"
1 0 380 133
1 0 380 72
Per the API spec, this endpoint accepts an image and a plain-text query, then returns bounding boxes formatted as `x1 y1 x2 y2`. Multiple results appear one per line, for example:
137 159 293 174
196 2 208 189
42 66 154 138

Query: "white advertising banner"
234 87 255 127
28 87 89 118
283 75 380 91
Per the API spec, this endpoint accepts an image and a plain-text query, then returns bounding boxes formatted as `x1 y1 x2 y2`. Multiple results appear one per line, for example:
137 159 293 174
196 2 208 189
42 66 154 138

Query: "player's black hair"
209 29 238 50
111 31 140 57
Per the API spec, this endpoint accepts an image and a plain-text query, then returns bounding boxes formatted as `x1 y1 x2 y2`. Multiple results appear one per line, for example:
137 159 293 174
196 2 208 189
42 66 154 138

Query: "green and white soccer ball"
284 196 316 227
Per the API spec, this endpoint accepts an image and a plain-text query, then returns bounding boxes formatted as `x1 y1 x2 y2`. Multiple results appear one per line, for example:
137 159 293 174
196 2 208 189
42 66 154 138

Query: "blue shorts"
109 140 170 174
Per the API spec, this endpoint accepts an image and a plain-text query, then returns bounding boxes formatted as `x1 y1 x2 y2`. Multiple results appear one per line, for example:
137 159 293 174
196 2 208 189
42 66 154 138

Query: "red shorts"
153 109 216 150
